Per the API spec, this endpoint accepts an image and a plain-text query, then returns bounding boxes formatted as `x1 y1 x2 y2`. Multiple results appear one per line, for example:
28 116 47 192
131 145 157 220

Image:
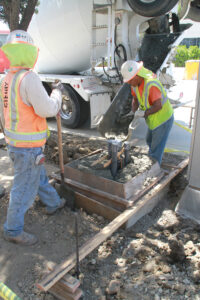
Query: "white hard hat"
6 30 34 45
121 60 143 83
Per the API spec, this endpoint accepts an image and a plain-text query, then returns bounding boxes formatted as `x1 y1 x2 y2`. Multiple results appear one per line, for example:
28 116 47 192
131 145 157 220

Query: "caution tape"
0 282 21 300
163 121 192 154
164 148 189 154
174 121 192 133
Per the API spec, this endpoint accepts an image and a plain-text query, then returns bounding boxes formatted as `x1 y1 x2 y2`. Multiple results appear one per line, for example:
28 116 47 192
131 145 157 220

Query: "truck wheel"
187 6 200 22
127 0 179 17
177 0 191 20
60 85 89 129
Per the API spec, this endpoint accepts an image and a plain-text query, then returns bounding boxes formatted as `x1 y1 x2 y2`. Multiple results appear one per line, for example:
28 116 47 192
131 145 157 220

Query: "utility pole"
176 62 200 223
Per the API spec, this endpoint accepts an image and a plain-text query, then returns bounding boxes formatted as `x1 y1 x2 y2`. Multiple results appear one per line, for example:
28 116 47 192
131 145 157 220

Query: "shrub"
173 45 189 67
188 46 200 60
173 45 200 67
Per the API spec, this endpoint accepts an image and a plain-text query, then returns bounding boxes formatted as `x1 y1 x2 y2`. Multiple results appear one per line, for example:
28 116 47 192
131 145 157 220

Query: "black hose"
102 57 119 82
114 44 127 83
114 24 127 83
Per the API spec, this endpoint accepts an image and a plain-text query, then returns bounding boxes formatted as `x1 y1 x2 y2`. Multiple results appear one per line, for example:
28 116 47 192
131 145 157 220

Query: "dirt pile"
44 131 108 165
79 177 200 300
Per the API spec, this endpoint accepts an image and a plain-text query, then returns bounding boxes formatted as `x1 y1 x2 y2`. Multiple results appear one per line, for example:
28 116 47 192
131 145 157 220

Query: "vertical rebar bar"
124 141 131 165
74 212 80 279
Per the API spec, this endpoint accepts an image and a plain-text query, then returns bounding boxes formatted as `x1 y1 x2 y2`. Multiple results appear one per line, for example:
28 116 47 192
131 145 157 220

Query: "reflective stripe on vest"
10 70 24 131
4 128 48 141
2 70 48 147
135 78 173 130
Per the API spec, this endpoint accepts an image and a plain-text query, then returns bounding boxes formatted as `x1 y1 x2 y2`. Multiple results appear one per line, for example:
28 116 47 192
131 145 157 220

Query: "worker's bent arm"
144 98 162 118
132 96 139 113
20 71 62 118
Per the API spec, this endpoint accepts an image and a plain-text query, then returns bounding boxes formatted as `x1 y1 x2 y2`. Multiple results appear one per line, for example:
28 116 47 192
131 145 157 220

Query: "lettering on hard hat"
128 67 133 72
7 30 33 44
14 32 33 44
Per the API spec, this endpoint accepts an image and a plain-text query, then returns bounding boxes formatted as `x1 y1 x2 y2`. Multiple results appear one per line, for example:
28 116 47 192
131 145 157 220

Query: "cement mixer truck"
2 0 200 128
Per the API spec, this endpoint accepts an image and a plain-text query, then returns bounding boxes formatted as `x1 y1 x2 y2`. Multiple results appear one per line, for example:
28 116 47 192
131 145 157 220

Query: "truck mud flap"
98 83 133 139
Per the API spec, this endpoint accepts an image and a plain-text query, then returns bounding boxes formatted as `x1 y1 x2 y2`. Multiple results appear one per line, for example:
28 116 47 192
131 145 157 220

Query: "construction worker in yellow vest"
121 60 174 165
0 30 66 246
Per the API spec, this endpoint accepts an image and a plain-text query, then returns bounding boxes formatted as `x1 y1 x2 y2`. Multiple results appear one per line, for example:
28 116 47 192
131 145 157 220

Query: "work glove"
115 110 134 126
51 80 65 93
131 110 144 130
134 110 145 118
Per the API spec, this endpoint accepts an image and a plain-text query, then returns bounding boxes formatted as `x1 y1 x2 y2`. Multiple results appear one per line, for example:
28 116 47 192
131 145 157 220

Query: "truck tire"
60 85 89 129
127 0 179 17
177 0 191 20
187 6 200 22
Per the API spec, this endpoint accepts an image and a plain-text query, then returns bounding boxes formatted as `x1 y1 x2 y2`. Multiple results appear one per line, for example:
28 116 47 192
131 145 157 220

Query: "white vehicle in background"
1 0 199 128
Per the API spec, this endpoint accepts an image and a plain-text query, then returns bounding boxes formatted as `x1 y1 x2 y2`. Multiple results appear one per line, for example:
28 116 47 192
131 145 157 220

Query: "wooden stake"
91 154 108 166
103 147 125 168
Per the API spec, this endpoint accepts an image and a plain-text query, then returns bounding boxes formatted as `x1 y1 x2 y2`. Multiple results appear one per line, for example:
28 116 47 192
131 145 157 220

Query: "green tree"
188 45 200 60
0 0 39 31
173 45 189 67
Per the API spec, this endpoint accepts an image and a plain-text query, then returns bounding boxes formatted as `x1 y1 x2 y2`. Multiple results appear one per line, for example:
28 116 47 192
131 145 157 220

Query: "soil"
0 131 200 300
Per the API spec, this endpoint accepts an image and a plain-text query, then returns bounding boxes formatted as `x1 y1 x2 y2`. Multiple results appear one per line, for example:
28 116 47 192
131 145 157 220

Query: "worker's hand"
51 80 64 93
134 110 145 118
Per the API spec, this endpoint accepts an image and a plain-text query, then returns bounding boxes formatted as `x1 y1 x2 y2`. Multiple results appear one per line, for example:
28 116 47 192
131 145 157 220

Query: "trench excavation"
39 149 188 293
50 133 185 222
39 132 189 297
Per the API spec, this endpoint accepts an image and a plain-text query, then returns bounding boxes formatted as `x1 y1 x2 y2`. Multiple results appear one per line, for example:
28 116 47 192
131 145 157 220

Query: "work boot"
4 231 38 246
44 198 66 215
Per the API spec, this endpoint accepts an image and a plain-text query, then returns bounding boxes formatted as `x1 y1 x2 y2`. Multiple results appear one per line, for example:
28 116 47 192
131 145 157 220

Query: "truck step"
93 3 112 10
91 42 107 46
92 25 108 29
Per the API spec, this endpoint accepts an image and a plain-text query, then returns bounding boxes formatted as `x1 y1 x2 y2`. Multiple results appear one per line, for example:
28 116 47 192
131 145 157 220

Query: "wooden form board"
52 173 129 210
75 192 120 220
50 285 82 300
52 169 164 213
37 158 188 292
64 155 161 199
47 273 80 294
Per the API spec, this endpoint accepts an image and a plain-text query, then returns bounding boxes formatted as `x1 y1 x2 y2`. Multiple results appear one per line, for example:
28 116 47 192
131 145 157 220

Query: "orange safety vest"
1 69 48 147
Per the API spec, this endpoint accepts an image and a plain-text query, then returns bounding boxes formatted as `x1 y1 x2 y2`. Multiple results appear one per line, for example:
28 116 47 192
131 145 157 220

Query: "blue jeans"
4 146 62 237
146 114 174 165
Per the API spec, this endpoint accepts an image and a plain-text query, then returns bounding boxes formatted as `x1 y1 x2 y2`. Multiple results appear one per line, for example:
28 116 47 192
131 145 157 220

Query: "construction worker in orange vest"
0 30 66 246
121 60 174 164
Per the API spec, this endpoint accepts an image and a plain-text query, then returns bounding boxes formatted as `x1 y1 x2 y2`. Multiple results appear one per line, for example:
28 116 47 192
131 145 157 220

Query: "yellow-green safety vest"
135 78 173 130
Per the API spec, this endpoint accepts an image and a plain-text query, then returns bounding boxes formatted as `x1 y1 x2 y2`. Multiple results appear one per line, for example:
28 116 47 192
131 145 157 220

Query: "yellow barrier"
184 60 199 80
0 282 21 300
